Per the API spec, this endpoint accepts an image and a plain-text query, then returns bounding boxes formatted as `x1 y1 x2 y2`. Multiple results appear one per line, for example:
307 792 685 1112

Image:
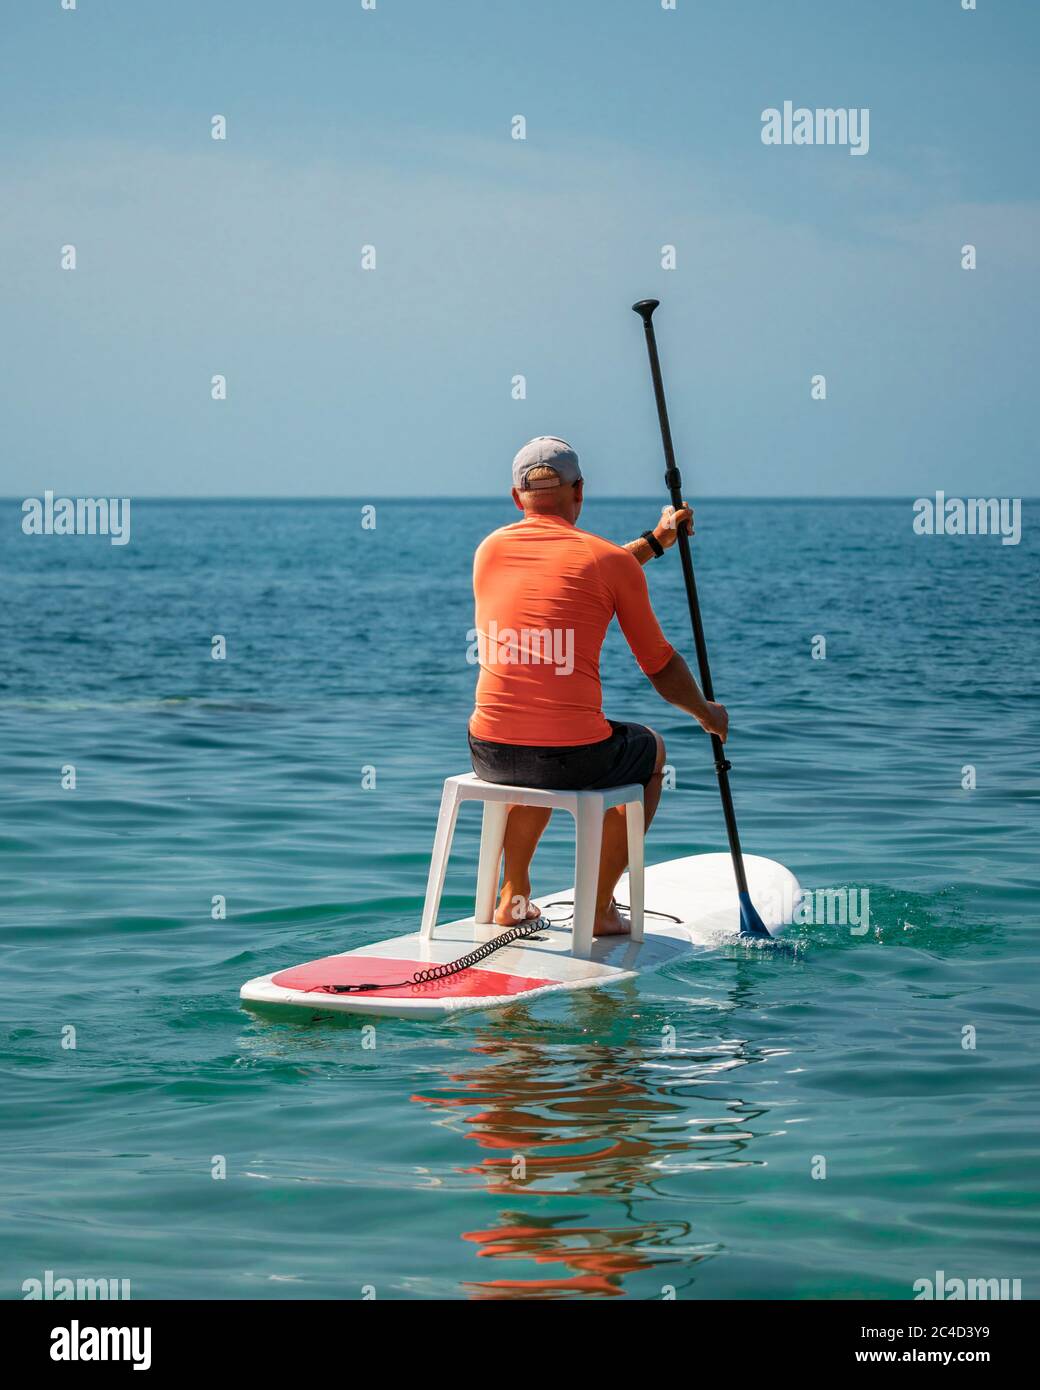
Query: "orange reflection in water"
460 1214 687 1299
410 984 770 1299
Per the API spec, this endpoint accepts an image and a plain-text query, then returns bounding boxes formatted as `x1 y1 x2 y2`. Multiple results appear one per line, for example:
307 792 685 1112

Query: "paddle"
632 298 771 940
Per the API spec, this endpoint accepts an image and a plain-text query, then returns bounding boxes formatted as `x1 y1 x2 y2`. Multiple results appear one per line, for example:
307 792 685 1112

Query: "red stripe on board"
270 955 553 999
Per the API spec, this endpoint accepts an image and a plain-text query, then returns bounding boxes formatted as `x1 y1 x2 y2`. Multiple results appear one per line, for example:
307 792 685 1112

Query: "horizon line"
5 494 1030 504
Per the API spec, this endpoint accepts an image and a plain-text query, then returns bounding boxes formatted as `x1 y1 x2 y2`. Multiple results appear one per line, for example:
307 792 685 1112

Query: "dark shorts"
469 720 659 792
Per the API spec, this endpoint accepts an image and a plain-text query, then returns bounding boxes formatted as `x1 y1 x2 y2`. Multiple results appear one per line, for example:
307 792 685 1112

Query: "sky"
1 0 1037 498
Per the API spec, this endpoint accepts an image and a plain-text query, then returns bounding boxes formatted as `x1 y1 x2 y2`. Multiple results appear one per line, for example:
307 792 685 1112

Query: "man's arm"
607 543 728 741
625 503 693 566
647 651 729 741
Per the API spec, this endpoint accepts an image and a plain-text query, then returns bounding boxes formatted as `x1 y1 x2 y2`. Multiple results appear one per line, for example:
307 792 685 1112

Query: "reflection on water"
459 1214 715 1300
411 971 784 1298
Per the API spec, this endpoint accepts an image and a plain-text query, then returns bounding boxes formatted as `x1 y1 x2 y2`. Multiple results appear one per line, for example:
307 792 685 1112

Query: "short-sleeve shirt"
469 513 675 747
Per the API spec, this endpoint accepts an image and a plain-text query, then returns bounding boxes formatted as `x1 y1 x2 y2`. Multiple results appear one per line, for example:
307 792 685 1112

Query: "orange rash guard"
469 513 676 747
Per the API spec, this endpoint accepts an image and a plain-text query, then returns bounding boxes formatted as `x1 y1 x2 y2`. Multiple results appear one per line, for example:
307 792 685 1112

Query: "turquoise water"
2 497 1037 1300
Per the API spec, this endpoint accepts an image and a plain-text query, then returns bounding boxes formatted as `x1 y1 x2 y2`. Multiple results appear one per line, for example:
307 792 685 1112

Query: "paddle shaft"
633 300 751 900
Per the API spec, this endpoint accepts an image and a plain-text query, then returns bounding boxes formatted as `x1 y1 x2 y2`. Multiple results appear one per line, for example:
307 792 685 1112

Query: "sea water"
1 497 1037 1300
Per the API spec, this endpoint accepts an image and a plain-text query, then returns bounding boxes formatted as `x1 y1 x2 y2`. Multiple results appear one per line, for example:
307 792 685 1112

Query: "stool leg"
625 795 645 942
474 800 509 925
571 795 603 958
420 781 461 939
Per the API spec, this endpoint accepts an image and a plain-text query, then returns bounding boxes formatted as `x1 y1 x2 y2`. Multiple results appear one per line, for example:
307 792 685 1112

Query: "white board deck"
240 852 801 1021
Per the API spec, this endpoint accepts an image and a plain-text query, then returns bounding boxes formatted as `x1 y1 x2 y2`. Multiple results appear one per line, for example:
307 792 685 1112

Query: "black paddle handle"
632 298 751 898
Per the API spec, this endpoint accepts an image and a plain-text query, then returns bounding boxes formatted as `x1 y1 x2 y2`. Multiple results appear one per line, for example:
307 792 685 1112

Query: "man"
469 436 729 936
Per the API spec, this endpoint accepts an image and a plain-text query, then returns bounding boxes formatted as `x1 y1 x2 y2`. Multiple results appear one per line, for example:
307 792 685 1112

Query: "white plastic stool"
419 773 645 958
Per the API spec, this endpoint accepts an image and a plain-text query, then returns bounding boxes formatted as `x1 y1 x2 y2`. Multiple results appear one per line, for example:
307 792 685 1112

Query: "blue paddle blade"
738 890 772 940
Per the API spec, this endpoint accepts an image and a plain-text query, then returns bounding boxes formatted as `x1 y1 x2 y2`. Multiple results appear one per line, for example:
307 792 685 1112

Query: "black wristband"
641 529 664 558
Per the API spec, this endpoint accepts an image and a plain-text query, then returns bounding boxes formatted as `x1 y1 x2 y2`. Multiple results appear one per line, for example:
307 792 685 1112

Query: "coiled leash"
324 916 552 994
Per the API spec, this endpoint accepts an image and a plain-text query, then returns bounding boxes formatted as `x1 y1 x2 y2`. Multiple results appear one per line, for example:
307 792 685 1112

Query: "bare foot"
494 888 542 926
593 901 631 937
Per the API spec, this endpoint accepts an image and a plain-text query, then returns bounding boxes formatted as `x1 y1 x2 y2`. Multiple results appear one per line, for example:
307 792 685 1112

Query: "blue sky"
2 0 1036 497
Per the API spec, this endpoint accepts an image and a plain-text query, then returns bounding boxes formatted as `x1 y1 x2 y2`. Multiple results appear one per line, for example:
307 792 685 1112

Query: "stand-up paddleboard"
240 852 801 1021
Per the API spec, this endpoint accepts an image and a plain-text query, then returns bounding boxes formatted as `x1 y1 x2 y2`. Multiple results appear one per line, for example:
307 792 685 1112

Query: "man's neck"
522 510 575 526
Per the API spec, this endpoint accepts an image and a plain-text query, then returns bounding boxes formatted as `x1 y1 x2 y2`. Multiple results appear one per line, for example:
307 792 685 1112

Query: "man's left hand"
653 503 693 551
